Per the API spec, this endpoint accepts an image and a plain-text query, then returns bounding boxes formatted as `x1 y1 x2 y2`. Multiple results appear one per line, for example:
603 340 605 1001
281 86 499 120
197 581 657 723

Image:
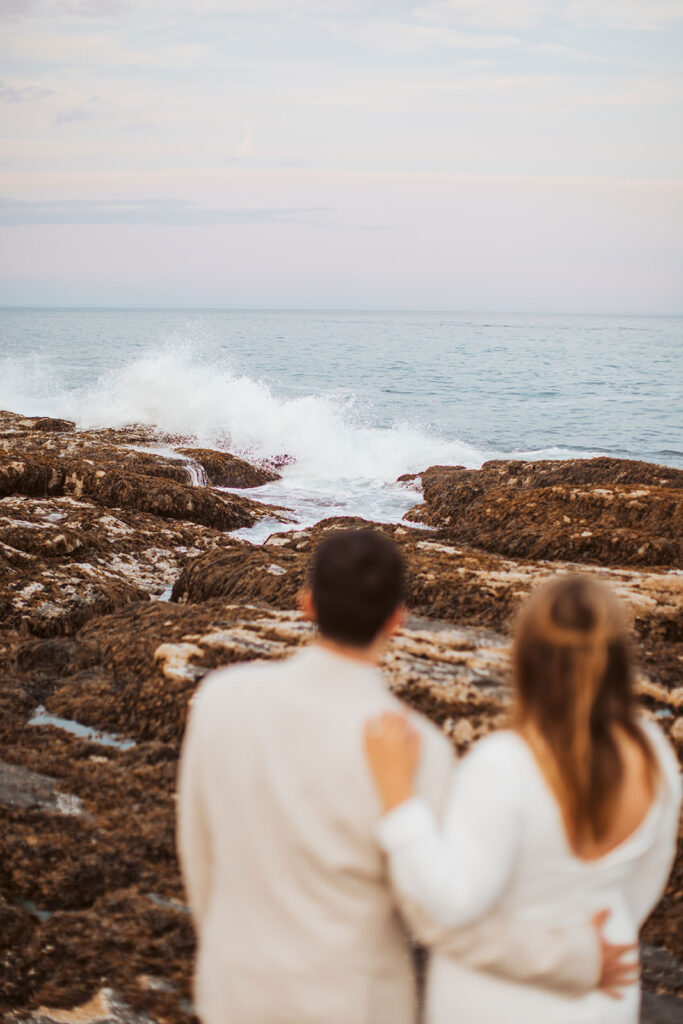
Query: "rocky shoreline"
0 411 680 1023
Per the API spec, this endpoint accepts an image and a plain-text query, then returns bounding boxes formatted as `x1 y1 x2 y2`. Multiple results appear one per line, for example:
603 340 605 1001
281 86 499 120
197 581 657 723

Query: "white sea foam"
1 347 490 482
0 344 608 535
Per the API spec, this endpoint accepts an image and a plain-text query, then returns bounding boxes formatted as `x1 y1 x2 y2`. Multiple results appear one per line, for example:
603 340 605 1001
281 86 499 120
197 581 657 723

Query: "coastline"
0 411 680 1023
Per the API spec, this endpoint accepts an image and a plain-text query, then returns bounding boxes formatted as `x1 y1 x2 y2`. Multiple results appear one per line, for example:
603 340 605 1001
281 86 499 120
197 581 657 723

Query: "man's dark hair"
310 529 405 647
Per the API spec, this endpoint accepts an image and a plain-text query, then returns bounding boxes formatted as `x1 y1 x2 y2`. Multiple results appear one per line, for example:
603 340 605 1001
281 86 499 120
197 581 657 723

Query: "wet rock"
12 989 154 1024
642 825 683 978
640 992 683 1024
405 458 683 567
402 456 683 492
29 418 76 433
0 456 270 532
68 601 307 742
640 945 683 1008
0 760 83 817
0 412 175 449
169 520 683 751
177 447 280 488
171 540 304 606
0 412 681 1020
0 896 36 957
77 467 265 531
0 484 289 643
0 749 177 913
1 522 101 560
4 890 195 1019
174 516 682 636
16 638 101 677
0 564 149 638
1 496 229 591
0 455 67 498
0 503 186 639
1 592 680 1021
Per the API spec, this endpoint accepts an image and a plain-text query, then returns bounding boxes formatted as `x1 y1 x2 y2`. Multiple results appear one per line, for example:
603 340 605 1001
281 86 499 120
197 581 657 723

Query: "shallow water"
30 705 136 751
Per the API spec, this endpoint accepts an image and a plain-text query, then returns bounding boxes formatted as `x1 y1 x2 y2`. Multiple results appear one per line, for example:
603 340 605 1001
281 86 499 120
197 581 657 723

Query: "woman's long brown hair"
513 575 657 851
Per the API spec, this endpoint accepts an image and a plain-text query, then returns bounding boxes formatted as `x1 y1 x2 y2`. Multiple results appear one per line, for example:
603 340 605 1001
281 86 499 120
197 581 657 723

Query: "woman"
365 576 680 1023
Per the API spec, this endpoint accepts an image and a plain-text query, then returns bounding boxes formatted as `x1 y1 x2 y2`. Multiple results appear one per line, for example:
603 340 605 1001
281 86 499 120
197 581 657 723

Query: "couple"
177 529 680 1023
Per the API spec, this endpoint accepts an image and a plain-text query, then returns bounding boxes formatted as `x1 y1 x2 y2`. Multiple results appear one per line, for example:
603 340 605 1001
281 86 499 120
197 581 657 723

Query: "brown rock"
0 896 36 955
29 418 76 433
177 447 280 488
0 455 282 533
0 411 681 1019
171 540 304 606
16 638 101 677
0 492 275 642
2 592 680 1020
405 458 683 567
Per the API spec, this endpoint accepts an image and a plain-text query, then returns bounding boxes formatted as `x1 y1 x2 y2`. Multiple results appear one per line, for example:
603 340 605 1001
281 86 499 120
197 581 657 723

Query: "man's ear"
385 604 406 637
298 587 317 623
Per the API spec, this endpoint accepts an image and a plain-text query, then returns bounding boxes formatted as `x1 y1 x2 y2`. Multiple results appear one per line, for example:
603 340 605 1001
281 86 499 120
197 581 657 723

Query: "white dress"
376 720 681 1024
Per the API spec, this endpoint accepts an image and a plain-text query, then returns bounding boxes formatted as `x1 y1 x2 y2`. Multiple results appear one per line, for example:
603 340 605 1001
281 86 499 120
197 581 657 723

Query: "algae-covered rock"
405 458 683 567
177 447 280 488
0 411 681 1021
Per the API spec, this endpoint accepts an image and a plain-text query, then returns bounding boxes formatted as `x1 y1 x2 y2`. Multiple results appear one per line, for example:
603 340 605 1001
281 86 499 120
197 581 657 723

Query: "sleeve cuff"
375 796 433 850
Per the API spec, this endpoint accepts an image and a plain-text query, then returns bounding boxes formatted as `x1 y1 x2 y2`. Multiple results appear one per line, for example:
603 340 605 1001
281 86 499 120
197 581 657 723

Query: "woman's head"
513 575 654 848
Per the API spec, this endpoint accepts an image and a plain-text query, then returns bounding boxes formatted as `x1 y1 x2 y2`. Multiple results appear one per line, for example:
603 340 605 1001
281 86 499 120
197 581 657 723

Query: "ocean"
1 308 681 539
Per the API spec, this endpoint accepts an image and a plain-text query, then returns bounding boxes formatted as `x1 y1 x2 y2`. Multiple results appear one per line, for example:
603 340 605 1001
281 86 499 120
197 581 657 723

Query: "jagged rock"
15 638 101 677
171 540 304 605
0 412 174 448
404 458 683 567
0 411 681 1020
0 896 35 957
640 991 683 1024
0 495 252 639
70 602 305 742
174 515 682 627
0 564 149 638
2 595 680 1021
0 760 83 817
401 456 683 492
177 447 280 488
17 599 510 752
75 466 264 531
29 418 76 433
4 891 195 1018
12 989 153 1024
0 412 76 436
640 945 683 1012
0 455 272 532
0 421 290 643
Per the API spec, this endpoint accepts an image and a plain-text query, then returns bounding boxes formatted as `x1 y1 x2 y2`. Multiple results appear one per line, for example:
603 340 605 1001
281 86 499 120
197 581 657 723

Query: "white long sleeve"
377 735 521 932
376 723 682 1008
377 732 603 995
177 695 214 929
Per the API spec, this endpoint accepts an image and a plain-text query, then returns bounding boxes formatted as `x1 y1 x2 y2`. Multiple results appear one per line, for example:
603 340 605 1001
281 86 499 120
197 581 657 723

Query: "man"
177 528 631 1024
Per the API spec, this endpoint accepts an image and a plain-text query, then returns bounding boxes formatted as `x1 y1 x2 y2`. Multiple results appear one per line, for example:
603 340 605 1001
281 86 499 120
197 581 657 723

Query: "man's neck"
315 636 383 666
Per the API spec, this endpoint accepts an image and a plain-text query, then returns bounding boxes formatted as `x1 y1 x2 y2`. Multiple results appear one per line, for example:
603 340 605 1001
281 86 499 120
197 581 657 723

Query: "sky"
0 0 682 311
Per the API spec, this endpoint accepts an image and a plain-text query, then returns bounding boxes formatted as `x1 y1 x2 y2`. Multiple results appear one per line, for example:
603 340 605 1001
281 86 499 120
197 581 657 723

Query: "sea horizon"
2 305 682 317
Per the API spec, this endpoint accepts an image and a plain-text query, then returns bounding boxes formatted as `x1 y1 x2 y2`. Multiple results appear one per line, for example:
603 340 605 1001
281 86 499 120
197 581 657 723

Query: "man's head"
304 529 405 650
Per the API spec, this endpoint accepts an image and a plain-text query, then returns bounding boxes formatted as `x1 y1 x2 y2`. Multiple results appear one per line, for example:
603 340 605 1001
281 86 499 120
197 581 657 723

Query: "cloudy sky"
1 0 682 310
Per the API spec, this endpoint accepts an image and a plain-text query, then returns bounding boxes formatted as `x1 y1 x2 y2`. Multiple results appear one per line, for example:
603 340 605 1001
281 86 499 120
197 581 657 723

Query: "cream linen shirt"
178 644 602 1024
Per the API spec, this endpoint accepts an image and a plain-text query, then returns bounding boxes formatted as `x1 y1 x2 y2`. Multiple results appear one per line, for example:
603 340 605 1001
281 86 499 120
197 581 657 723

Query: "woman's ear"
298 587 317 623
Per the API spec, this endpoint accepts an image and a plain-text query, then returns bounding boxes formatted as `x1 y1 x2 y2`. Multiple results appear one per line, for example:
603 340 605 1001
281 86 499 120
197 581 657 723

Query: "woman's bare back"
523 724 658 861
